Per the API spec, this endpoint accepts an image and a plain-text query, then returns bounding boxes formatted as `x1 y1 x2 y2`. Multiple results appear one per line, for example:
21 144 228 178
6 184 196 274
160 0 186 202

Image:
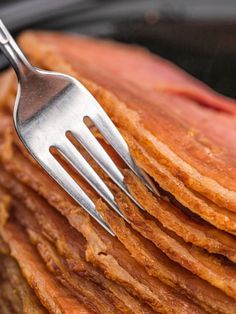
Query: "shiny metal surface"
0 19 154 235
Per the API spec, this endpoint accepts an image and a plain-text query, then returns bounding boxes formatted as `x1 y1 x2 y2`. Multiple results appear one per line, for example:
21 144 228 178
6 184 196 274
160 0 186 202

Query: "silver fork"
0 20 154 235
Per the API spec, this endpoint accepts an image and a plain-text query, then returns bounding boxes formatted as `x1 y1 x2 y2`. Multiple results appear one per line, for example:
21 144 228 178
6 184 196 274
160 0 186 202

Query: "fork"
0 20 154 235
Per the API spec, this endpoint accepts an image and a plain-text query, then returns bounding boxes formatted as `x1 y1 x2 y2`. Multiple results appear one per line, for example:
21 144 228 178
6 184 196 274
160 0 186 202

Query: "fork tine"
90 107 155 193
73 125 124 186
55 138 129 223
38 153 115 236
71 125 146 209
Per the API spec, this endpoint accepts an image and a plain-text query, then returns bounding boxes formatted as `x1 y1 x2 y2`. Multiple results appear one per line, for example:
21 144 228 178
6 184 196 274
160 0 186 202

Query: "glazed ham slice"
0 252 47 314
18 31 236 212
1 124 236 311
0 222 92 314
0 31 236 313
1 168 235 313
1 124 236 295
13 206 124 314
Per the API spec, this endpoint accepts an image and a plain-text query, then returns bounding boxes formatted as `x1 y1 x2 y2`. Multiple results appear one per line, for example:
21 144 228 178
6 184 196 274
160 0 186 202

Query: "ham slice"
1 131 236 296
1 168 234 313
0 221 92 314
1 114 236 255
1 139 236 313
124 170 236 261
1 30 236 313
14 206 123 314
18 31 236 213
0 252 47 314
0 172 203 313
14 203 155 314
0 172 154 314
1 116 236 299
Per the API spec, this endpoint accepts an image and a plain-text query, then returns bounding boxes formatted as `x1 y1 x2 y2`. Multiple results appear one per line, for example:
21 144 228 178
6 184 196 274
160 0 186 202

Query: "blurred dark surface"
1 0 236 98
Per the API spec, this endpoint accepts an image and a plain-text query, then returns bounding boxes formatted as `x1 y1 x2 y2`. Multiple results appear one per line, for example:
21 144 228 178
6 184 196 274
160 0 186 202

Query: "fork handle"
0 19 33 78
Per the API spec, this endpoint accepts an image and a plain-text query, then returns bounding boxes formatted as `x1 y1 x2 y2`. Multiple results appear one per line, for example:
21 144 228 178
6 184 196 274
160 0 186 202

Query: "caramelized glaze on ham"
1 31 236 313
18 31 236 212
0 222 92 314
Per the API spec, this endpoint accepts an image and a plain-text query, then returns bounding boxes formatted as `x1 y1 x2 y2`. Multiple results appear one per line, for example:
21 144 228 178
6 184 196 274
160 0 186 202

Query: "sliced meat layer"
2 120 236 301
0 221 93 314
1 31 236 314
0 254 48 314
124 132 236 235
18 31 236 212
96 201 236 314
0 170 153 314
0 229 47 314
124 170 236 262
1 161 235 313
13 203 126 314
0 142 205 312
99 194 236 300
3 187 203 312
1 113 236 254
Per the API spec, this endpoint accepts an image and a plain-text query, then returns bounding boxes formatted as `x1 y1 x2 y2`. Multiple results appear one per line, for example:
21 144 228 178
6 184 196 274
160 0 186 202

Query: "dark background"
1 0 236 98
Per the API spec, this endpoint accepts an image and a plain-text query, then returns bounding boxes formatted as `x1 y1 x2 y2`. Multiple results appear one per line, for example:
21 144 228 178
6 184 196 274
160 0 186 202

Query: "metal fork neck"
0 19 33 78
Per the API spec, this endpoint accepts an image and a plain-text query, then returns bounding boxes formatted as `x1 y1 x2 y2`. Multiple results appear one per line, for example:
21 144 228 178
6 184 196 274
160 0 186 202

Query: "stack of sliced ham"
0 31 236 314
